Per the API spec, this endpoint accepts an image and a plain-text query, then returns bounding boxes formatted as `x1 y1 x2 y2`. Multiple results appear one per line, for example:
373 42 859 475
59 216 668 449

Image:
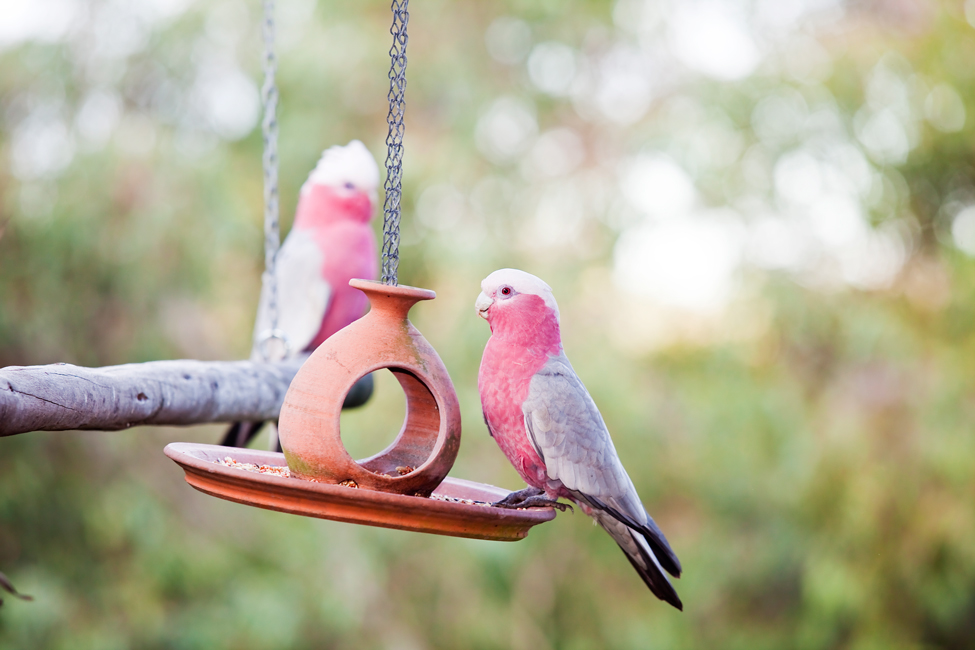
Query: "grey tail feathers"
579 493 682 578
619 527 683 610
573 491 683 610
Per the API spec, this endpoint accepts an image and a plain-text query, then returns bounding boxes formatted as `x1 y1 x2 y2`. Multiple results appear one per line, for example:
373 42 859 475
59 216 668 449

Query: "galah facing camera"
222 140 380 448
476 268 683 610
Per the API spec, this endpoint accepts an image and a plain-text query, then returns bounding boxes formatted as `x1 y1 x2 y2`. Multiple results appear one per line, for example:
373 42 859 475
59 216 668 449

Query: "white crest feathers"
303 140 380 196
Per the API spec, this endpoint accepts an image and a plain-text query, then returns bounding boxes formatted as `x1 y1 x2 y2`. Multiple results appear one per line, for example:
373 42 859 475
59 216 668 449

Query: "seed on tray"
428 494 491 507
215 458 496 504
219 457 291 478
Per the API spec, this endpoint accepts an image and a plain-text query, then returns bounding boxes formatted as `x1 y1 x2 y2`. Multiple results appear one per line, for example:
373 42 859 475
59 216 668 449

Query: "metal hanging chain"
380 0 410 286
257 0 289 360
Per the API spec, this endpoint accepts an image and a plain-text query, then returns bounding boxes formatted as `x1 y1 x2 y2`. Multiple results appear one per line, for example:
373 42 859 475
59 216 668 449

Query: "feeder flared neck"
350 279 435 322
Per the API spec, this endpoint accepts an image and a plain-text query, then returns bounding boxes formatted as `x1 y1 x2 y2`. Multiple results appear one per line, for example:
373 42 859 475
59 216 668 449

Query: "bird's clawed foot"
492 486 573 512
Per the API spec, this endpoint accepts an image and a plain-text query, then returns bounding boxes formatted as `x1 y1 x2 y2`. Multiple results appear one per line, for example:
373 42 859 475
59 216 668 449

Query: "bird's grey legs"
492 486 573 512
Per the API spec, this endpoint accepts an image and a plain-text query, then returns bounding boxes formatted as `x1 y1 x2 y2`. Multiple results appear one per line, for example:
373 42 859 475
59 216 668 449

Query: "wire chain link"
380 0 410 286
260 0 283 358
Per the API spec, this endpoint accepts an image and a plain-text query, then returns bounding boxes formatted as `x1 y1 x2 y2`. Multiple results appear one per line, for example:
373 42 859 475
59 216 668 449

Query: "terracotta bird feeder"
165 280 555 541
278 279 460 495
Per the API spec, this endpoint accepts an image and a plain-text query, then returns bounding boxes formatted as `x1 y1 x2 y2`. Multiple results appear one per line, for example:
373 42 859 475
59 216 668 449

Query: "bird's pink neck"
487 295 562 357
293 185 373 228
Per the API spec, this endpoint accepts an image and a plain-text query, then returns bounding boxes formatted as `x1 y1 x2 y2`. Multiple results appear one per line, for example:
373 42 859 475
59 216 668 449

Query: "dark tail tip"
618 535 684 611
219 421 266 448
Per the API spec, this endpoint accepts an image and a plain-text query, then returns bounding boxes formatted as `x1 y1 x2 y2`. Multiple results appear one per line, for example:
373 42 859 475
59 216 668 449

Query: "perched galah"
476 269 683 610
221 140 380 448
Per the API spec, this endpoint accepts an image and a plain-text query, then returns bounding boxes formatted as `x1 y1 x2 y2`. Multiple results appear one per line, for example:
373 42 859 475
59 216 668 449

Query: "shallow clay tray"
164 443 555 541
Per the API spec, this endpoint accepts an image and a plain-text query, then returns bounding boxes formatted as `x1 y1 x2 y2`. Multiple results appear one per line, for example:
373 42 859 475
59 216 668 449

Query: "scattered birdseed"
428 494 492 507
219 456 291 478
215 458 500 506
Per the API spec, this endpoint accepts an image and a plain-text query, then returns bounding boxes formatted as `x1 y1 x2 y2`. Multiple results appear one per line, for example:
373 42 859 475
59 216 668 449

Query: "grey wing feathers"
523 354 682 580
250 230 331 359
522 355 629 499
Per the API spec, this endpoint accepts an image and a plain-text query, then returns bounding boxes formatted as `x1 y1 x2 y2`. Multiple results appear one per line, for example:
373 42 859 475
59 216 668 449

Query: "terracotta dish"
164 443 555 541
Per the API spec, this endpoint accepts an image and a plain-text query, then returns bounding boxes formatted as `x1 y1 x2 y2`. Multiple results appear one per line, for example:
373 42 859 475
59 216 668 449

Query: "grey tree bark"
0 358 306 436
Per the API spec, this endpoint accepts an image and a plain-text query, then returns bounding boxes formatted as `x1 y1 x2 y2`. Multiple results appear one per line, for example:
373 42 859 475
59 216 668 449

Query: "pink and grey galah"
476 269 683 610
221 140 380 448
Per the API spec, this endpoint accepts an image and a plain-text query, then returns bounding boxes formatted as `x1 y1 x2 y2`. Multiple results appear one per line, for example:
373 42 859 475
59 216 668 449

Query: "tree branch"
0 358 308 436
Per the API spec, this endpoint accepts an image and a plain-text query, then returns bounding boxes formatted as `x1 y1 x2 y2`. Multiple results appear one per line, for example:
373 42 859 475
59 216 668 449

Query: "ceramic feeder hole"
339 369 403 463
343 366 440 479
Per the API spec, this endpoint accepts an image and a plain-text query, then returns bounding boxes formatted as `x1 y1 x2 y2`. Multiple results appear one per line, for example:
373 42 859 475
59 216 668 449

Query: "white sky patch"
475 96 538 164
76 90 123 149
145 0 197 21
855 108 911 165
822 141 874 198
0 0 77 50
527 42 578 96
759 135 906 287
192 61 260 141
835 223 907 290
774 149 822 204
10 109 76 181
864 57 914 114
853 57 920 165
754 0 844 32
805 104 847 142
613 209 746 313
754 0 809 31
620 153 696 219
576 44 654 125
669 1 761 81
807 194 868 248
748 215 810 271
0 0 195 53
951 206 975 256
90 2 151 61
774 143 874 208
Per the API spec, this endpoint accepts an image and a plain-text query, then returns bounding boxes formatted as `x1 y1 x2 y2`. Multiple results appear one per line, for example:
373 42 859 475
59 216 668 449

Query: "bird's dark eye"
500 286 512 296
344 182 355 190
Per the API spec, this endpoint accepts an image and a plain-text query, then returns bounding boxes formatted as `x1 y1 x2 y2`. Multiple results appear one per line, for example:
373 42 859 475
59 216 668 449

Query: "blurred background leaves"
3 0 975 648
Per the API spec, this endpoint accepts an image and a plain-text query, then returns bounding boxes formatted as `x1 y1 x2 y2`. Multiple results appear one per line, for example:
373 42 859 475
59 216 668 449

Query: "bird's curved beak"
475 292 493 320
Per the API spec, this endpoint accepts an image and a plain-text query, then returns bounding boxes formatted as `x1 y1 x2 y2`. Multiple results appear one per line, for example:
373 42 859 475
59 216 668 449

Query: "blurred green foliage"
3 0 975 648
